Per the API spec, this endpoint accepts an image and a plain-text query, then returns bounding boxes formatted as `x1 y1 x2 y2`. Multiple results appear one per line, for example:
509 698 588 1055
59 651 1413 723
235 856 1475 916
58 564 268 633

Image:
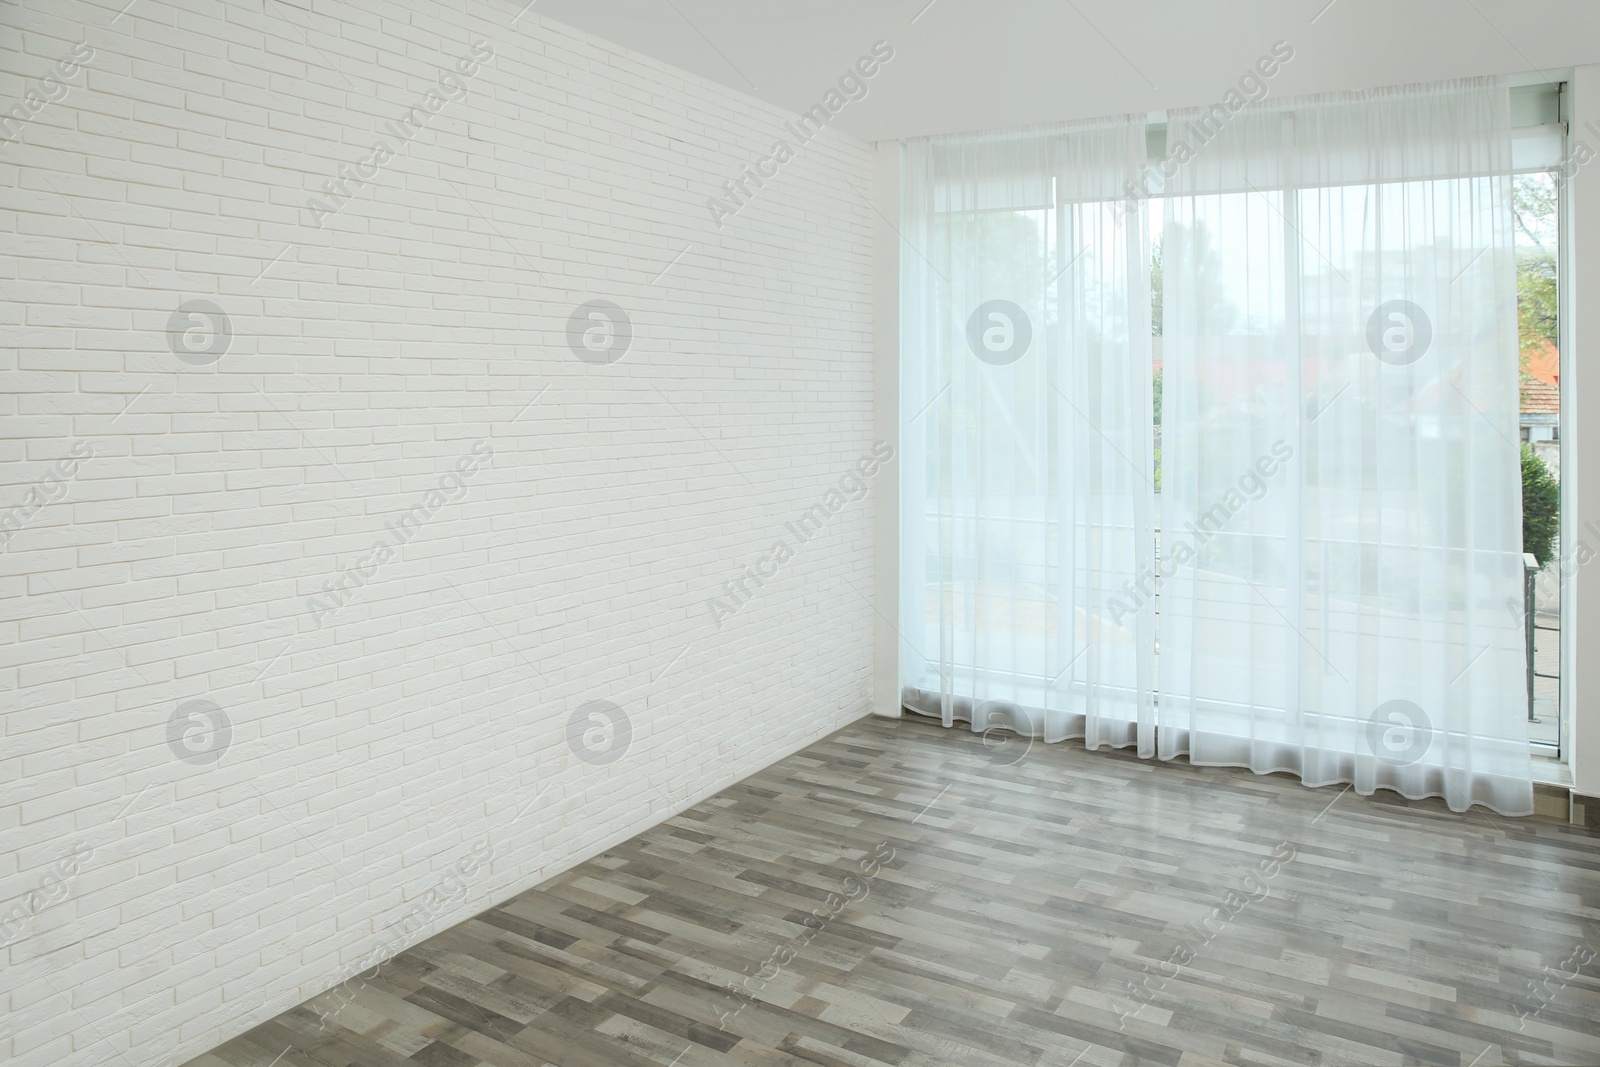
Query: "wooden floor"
187 716 1600 1067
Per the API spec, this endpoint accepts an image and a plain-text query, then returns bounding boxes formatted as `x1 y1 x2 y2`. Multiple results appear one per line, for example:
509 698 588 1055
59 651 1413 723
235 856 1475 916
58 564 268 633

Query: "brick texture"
0 1 878 1063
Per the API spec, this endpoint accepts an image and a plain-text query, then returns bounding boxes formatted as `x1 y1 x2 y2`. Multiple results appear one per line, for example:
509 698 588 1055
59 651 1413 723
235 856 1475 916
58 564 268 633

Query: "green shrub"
1521 445 1559 568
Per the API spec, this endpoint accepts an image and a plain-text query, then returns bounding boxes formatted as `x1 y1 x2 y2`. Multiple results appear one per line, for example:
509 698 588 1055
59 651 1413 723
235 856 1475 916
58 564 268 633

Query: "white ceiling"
527 0 1600 141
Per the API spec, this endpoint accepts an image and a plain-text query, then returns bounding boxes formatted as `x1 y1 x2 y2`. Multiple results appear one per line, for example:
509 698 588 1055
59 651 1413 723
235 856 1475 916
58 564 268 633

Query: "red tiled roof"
1521 375 1559 415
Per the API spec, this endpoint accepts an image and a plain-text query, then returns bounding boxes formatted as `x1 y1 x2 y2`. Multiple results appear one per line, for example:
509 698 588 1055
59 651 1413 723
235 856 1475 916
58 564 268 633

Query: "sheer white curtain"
899 118 1156 753
1158 77 1533 814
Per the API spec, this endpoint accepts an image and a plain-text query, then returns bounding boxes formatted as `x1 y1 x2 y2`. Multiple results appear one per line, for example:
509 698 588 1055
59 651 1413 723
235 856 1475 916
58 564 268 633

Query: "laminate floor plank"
186 718 1600 1067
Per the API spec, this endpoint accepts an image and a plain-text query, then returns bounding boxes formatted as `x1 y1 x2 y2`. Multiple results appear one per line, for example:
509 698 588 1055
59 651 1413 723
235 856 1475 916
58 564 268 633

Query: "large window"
904 81 1561 817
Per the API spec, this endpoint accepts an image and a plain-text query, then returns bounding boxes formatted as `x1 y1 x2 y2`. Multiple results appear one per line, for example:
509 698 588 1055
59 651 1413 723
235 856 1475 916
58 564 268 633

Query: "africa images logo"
706 41 894 228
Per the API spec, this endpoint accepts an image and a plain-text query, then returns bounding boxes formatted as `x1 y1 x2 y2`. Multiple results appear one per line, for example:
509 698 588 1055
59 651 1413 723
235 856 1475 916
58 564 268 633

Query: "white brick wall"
0 1 878 1063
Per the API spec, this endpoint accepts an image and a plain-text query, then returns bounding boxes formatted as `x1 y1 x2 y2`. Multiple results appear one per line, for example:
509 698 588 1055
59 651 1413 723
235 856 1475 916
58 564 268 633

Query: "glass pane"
1515 171 1561 749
